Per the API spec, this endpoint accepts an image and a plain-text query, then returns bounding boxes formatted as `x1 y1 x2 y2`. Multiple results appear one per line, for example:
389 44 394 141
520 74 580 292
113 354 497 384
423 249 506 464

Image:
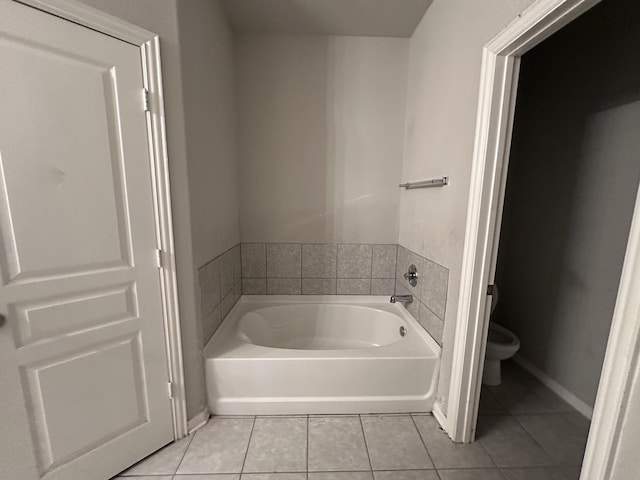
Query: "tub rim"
205 295 441 359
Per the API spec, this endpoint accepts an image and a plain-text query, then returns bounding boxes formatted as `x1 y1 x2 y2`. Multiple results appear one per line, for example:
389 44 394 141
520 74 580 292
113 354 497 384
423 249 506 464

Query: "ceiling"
220 0 433 38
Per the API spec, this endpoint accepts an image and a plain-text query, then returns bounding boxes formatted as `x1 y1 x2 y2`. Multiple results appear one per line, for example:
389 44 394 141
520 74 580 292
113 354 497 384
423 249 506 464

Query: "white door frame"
446 0 640 478
16 0 188 439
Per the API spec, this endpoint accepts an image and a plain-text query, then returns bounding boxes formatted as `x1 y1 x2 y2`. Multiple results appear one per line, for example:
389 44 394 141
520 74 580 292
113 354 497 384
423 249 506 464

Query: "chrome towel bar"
399 176 449 190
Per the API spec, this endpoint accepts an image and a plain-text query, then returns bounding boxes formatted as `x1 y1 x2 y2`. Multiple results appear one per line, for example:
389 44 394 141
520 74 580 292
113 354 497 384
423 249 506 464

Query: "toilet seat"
488 322 519 348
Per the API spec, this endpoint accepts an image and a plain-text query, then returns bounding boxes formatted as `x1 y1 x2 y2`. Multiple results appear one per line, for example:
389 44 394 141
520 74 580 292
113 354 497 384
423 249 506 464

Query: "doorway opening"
486 0 640 427
448 0 640 478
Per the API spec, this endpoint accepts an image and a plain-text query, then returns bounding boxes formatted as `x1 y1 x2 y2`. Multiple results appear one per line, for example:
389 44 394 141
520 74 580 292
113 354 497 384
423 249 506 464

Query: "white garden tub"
204 295 441 415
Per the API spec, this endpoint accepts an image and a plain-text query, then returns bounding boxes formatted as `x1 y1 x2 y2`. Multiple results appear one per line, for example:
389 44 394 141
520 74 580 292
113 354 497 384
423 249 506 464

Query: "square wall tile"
243 278 266 295
396 281 420 320
337 244 372 278
303 278 337 295
220 248 236 297
302 244 337 278
396 246 424 300
221 285 240 319
267 244 301 278
372 244 397 278
198 258 220 316
242 243 266 278
337 278 371 295
371 278 395 296
267 278 302 295
203 305 222 344
232 244 242 284
421 259 448 320
419 303 444 346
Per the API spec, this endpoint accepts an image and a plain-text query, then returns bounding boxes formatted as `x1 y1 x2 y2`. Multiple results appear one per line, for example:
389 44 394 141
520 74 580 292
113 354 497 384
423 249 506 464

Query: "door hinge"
143 88 150 112
155 248 163 268
167 382 174 399
487 284 495 295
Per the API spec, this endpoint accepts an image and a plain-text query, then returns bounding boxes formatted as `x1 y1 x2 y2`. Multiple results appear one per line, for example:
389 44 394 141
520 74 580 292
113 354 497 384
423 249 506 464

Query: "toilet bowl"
483 322 520 386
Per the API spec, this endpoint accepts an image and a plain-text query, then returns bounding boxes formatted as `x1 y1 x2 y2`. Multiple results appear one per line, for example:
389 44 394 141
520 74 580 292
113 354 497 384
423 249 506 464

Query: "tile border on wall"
241 243 397 297
395 245 450 347
234 242 449 347
198 244 242 345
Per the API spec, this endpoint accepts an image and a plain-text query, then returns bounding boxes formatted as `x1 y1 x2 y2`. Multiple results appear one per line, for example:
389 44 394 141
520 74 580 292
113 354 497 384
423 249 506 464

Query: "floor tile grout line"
240 416 257 475
474 414 507 470
358 415 374 473
173 425 198 476
410 414 437 470
479 411 559 470
510 412 566 468
473 424 499 468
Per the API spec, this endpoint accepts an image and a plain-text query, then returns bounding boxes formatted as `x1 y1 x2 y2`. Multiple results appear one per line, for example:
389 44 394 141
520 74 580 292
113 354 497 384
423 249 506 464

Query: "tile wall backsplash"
241 243 398 296
198 244 242 344
197 242 450 347
395 245 449 346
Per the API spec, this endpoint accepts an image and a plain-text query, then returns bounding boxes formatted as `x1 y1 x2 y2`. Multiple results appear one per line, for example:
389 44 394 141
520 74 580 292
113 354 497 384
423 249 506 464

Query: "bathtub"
204 295 441 415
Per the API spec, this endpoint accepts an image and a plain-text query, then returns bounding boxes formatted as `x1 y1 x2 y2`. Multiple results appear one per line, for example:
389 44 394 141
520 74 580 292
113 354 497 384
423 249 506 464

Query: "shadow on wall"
493 0 640 408
235 34 407 245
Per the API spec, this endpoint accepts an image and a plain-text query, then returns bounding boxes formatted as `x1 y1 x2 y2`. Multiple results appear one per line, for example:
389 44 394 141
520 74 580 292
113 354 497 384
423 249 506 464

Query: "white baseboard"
187 408 210 434
432 400 449 433
513 354 593 419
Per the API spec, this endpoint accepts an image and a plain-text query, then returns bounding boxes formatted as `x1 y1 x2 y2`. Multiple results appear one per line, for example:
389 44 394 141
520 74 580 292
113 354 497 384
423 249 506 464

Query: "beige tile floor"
114 361 590 480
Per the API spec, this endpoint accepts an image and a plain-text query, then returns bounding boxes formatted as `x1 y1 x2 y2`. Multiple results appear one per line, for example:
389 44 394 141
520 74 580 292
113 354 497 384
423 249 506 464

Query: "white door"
0 2 174 479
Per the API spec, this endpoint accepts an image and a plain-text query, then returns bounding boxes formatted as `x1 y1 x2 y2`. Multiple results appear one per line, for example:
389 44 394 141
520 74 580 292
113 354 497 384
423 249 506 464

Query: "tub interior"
237 304 404 350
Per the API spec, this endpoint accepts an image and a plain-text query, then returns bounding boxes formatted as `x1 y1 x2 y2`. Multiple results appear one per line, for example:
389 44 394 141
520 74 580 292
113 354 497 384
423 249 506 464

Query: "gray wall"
77 0 239 421
494 0 640 408
236 34 408 245
176 0 240 420
398 0 536 409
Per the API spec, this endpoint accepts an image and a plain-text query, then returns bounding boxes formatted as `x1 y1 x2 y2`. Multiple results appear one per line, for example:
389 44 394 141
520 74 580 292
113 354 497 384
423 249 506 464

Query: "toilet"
483 322 520 386
483 284 520 386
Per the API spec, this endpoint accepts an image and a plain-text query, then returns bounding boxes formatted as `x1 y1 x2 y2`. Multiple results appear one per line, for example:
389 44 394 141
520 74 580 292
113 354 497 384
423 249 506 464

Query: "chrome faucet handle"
403 264 418 287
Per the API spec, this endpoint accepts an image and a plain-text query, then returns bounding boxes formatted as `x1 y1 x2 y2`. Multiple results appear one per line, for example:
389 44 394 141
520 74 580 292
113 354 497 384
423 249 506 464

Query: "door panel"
22 332 148 473
0 39 132 283
0 2 174 479
11 283 137 347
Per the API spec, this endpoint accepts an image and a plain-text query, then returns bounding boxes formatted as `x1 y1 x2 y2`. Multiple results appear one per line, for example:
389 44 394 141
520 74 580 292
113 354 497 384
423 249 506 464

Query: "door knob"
0 314 5 328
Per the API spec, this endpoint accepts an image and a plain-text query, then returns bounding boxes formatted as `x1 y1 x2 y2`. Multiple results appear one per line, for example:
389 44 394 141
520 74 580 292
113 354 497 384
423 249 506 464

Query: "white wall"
175 0 239 419
399 0 535 406
494 0 640 408
177 1 240 268
76 0 239 421
236 34 408 244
